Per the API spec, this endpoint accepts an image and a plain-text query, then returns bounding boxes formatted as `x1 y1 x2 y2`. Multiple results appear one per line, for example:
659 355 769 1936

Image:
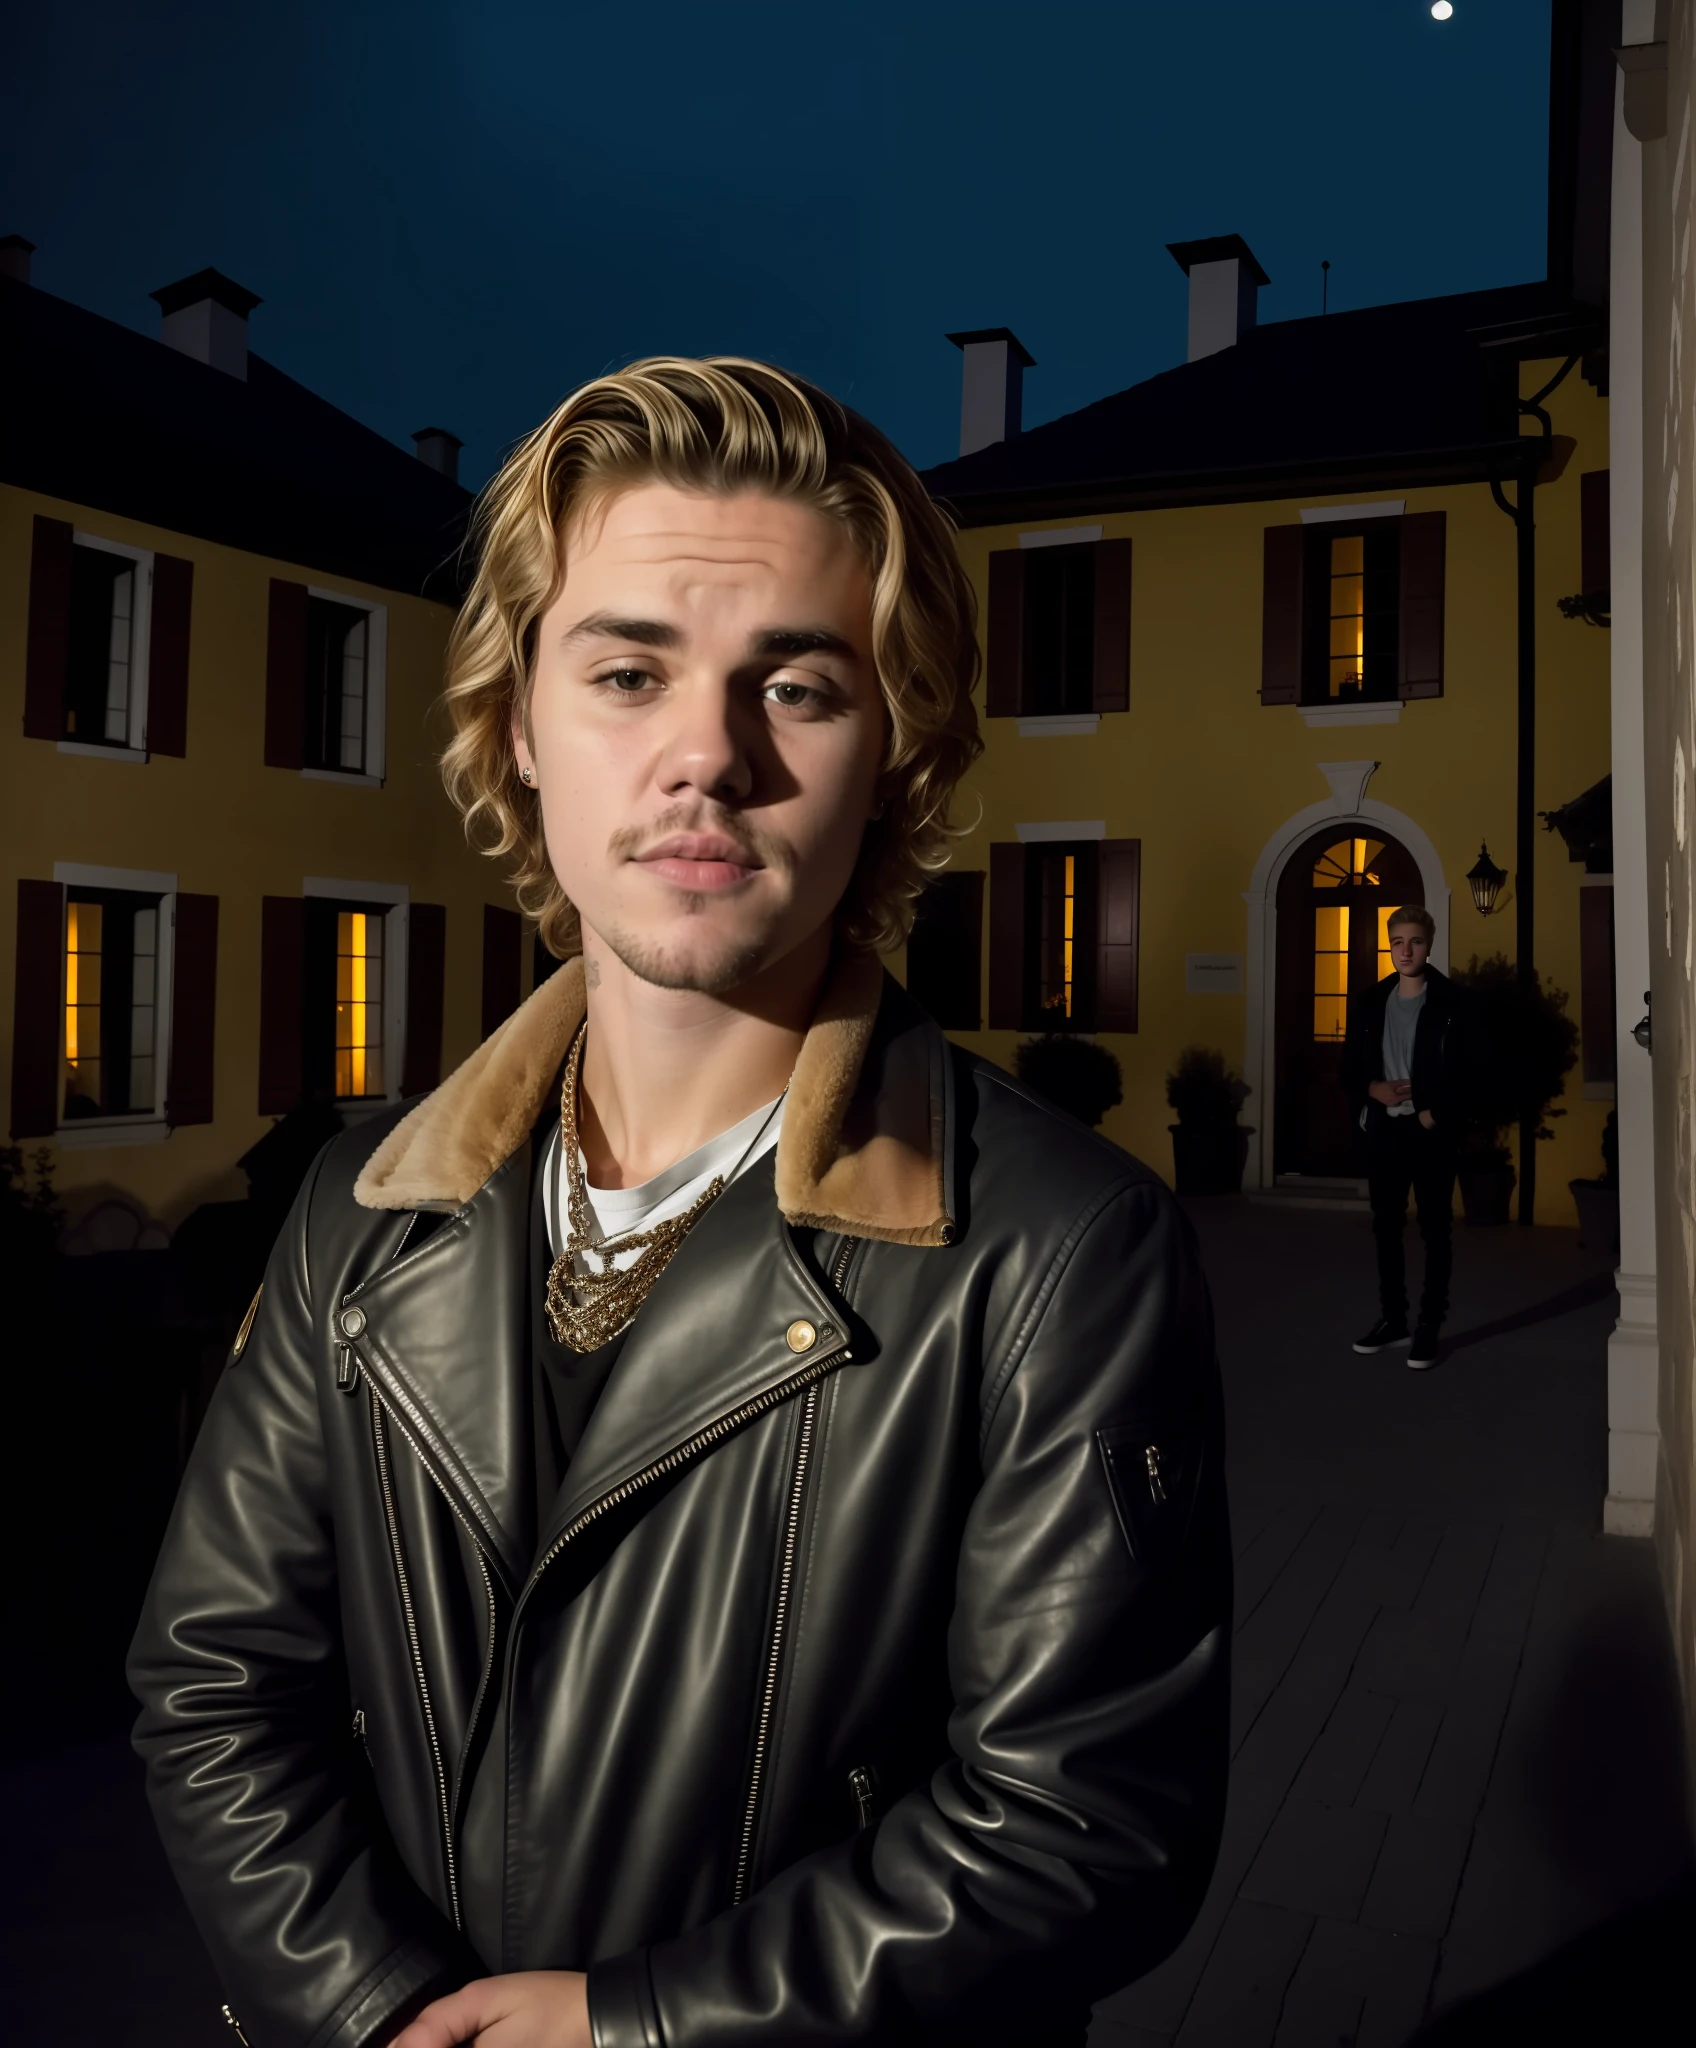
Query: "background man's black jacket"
1340 965 1482 1141
128 960 1232 2048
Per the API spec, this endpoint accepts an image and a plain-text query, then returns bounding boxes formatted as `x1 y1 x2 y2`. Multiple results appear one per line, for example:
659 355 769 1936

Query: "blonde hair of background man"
439 356 984 959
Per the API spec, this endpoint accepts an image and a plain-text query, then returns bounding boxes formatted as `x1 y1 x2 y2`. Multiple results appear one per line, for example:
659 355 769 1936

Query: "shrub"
1450 953 1579 1164
1015 1035 1124 1129
1164 1046 1250 1131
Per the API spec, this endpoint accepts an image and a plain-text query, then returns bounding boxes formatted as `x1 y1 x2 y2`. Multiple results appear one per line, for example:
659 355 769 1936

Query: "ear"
510 704 533 779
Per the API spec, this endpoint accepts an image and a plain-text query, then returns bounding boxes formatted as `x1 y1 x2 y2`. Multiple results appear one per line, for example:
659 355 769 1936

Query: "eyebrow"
560 613 858 661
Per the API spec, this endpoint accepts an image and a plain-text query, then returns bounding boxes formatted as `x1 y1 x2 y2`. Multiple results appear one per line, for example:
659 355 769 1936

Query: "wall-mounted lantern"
1466 842 1508 916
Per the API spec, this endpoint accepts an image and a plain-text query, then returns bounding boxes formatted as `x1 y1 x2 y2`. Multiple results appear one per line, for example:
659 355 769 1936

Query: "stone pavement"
2 1202 1690 2045
1089 1197 1695 2048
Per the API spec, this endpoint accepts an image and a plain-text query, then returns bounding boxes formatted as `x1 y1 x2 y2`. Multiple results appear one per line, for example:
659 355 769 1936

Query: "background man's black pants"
1366 1117 1457 1326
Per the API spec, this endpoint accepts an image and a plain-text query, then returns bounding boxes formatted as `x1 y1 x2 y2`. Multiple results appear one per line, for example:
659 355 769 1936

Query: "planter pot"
1458 1158 1516 1226
1169 1124 1252 1197
1569 1178 1620 1256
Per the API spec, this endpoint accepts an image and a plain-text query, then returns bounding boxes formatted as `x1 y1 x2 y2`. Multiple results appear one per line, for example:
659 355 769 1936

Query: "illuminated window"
1377 903 1395 982
1301 523 1399 704
334 910 385 1099
1036 850 1080 1019
1313 904 1350 1041
62 888 160 1118
1328 535 1364 698
1311 837 1384 889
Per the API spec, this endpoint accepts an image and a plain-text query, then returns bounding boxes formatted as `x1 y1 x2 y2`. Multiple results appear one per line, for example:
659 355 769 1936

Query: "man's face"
515 484 886 994
1388 923 1431 977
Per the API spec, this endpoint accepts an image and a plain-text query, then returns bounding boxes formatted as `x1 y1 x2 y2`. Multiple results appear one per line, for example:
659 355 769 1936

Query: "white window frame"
299 589 388 788
56 532 154 763
302 875 409 1116
51 860 178 1149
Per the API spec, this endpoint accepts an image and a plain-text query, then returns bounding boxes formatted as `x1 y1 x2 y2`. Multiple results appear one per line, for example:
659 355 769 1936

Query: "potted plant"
1449 953 1580 1226
1569 1108 1619 1255
1014 1035 1124 1130
1165 1046 1253 1195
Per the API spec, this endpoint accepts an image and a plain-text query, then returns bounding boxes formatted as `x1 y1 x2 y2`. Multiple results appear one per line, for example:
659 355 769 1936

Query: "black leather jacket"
129 957 1230 2048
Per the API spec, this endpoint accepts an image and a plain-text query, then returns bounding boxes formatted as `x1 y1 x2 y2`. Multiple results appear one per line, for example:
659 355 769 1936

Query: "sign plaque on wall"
1185 953 1243 994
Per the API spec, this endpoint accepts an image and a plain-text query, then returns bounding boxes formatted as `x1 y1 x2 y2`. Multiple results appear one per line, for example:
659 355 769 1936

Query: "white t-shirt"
542 1094 786 1265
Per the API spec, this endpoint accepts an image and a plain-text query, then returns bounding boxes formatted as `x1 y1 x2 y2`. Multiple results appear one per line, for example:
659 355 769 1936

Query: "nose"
654 679 754 806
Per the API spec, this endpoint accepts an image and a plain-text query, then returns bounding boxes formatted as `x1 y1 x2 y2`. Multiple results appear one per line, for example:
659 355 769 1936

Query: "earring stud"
520 765 535 786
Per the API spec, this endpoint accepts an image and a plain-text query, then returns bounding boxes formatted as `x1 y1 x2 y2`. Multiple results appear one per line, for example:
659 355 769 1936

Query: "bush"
1164 1046 1250 1131
0 1144 62 1264
1450 953 1579 1164
1015 1035 1124 1129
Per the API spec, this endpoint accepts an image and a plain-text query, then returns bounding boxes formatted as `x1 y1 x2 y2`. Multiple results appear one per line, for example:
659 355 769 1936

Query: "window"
61 887 164 1120
1309 837 1393 1041
988 838 1139 1032
1310 526 1399 703
1259 512 1445 706
300 897 393 1102
265 579 387 781
64 543 147 747
305 597 373 773
984 538 1131 719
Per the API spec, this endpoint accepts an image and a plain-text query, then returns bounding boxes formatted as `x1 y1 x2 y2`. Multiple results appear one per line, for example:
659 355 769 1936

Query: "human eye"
761 673 833 715
592 665 659 699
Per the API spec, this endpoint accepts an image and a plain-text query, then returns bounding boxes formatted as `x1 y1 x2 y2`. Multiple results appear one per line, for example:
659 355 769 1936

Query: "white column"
1606 11 1660 1538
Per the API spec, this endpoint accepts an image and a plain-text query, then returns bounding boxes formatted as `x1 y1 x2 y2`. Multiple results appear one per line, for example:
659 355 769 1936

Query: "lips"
633 834 763 892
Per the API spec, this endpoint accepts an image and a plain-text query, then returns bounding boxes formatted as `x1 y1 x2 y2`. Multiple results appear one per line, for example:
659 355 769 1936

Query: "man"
1343 905 1474 1371
129 358 1230 2048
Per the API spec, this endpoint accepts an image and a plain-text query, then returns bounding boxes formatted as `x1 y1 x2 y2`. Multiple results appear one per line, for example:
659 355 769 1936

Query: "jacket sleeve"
126 1151 478 2048
588 1177 1231 2047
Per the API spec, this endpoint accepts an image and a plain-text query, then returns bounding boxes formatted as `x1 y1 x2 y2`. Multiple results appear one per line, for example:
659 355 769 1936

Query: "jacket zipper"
370 1395 463 1929
849 1765 875 1830
733 1234 859 1905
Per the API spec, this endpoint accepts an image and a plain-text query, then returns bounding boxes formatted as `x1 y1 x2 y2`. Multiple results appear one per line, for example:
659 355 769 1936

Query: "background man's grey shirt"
1381 982 1425 1117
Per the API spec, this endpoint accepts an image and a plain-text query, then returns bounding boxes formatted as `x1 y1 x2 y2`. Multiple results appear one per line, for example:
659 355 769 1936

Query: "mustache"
606 804 791 871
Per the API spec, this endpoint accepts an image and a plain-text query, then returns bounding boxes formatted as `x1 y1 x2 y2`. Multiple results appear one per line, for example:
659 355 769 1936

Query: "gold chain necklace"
543 1024 728 1352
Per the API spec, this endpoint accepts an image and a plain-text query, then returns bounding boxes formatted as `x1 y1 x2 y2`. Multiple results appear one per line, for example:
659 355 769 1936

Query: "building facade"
1 252 530 1235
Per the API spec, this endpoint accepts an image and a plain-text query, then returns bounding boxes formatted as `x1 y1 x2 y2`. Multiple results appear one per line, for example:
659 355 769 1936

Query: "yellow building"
1 252 525 1236
915 252 1613 1227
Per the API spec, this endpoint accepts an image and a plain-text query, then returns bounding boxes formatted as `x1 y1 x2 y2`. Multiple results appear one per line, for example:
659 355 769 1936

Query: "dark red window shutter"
1260 525 1304 705
481 904 523 1039
402 902 447 1095
1095 840 1140 1033
24 517 73 742
1579 884 1617 1086
257 895 305 1113
906 871 985 1030
1398 511 1446 700
264 579 308 770
1580 470 1610 597
985 549 1025 717
1092 538 1132 714
987 842 1027 1029
147 552 195 758
9 878 63 1138
166 892 219 1125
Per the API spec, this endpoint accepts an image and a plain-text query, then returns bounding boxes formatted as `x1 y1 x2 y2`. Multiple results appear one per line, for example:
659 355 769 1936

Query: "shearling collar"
352 949 955 1248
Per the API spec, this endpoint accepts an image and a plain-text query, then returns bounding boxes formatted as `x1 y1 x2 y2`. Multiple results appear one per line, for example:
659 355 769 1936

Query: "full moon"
1432 1 1454 18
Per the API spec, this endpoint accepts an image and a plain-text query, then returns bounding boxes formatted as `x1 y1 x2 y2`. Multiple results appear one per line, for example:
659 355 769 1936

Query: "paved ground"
2 1203 1690 2045
1089 1197 1695 2048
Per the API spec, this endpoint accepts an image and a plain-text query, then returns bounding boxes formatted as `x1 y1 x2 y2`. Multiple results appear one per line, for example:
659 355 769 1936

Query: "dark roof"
1 276 472 598
920 280 1603 527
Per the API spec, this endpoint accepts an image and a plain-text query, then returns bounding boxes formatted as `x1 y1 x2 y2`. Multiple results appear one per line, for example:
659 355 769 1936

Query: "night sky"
5 1 1551 486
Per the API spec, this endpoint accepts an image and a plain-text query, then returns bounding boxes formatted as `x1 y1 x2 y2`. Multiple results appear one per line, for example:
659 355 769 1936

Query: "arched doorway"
1273 826 1423 1179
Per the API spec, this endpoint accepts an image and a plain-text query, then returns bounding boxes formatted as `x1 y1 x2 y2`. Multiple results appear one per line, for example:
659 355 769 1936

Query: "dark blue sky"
5 1 1551 485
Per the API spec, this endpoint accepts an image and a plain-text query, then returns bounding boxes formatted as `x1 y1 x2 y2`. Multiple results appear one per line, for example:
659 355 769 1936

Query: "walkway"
1091 1197 1694 2047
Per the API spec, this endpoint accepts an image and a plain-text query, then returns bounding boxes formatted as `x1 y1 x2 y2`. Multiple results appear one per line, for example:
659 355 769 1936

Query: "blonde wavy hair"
439 356 982 958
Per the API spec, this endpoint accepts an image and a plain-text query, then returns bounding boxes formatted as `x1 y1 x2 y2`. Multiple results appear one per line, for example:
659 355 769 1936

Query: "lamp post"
1466 842 1507 917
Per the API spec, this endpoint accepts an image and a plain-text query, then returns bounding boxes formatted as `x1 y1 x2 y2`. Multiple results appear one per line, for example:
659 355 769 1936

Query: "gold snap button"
785 1319 817 1354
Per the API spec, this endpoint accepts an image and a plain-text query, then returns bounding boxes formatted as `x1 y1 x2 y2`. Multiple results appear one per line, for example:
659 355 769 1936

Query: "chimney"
1 235 35 285
1166 235 1270 361
412 426 464 484
945 327 1036 457
150 267 263 380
